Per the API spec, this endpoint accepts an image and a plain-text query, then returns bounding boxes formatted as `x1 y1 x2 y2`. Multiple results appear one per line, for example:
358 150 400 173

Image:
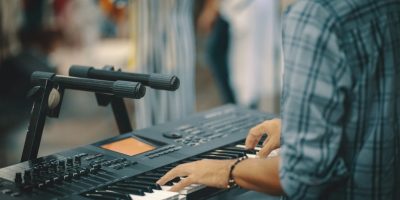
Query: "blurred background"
0 0 295 168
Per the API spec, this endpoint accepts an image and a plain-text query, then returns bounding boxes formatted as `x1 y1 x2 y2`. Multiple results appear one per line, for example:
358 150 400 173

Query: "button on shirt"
280 0 400 199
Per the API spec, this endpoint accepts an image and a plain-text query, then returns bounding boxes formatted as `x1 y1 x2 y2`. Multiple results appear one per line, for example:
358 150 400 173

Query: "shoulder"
284 0 340 30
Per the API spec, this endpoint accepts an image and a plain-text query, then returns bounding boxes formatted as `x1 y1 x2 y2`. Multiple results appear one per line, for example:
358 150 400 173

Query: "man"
157 0 400 199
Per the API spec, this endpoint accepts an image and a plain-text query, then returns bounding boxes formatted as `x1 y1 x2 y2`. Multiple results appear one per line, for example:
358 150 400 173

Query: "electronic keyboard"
0 105 276 200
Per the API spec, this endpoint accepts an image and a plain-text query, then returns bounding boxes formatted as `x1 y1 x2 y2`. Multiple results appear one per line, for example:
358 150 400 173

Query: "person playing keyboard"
157 0 400 199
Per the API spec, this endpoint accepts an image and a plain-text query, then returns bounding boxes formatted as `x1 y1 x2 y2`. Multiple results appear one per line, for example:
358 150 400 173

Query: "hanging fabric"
129 0 196 128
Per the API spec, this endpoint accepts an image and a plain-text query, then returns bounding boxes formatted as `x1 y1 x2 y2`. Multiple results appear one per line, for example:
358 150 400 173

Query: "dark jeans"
206 16 236 104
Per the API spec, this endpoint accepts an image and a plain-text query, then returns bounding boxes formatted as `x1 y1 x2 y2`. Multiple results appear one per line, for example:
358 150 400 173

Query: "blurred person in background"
197 0 235 104
0 0 62 131
0 0 64 166
198 0 280 109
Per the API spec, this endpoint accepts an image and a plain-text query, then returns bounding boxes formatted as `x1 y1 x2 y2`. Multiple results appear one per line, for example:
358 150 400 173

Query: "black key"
224 146 257 155
258 134 268 146
155 168 170 173
167 177 181 185
135 176 159 182
200 154 232 160
222 146 244 152
245 149 258 155
144 172 163 178
84 193 121 200
115 183 153 193
214 149 246 157
208 152 239 158
164 164 178 169
123 180 161 190
94 189 131 200
107 185 144 196
181 157 200 162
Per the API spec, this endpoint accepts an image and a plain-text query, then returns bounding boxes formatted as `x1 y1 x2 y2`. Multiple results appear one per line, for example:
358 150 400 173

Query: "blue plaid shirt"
280 0 400 199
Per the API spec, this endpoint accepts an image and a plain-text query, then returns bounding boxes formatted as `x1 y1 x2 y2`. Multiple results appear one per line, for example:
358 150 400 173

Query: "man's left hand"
156 159 235 192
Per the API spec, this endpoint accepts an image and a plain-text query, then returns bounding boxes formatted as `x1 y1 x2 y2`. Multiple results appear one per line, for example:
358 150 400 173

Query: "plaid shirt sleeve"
280 1 352 199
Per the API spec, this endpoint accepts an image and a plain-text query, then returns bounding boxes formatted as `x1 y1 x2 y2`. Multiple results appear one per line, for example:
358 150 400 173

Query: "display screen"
101 137 156 156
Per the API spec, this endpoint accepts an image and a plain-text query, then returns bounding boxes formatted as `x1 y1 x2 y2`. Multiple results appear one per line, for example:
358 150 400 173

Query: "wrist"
227 156 248 188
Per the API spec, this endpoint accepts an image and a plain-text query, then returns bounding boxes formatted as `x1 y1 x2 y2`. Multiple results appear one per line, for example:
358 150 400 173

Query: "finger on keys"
170 177 193 192
157 168 180 186
258 144 272 158
157 164 188 186
245 123 266 149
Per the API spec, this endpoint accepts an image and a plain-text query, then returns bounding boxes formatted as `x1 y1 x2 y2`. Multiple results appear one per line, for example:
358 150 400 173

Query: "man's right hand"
245 119 281 158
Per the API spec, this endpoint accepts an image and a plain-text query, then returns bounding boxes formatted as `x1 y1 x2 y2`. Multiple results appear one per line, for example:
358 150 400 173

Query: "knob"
23 170 32 184
50 163 57 171
42 164 49 171
15 173 22 185
163 132 182 139
58 160 65 168
74 156 81 164
66 158 73 166
32 167 39 175
93 164 101 170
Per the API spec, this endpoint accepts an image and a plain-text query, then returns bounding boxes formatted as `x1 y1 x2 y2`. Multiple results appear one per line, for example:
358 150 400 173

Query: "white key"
180 184 206 195
162 185 173 191
162 181 206 195
237 144 281 158
246 153 257 158
235 144 261 151
130 190 179 200
235 144 258 158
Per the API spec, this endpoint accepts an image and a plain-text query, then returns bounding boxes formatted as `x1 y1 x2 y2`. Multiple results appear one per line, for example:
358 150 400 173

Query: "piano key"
161 181 206 196
115 182 154 193
179 184 206 195
129 190 179 200
100 181 179 200
161 185 173 191
178 157 200 163
84 193 121 200
93 189 131 200
107 185 145 196
133 176 175 186
135 176 160 182
123 180 162 190
199 155 232 160
155 168 171 173
207 152 240 159
213 149 246 157
246 154 257 158
223 146 257 155
144 172 164 178
235 144 262 151
234 145 259 156
162 165 177 170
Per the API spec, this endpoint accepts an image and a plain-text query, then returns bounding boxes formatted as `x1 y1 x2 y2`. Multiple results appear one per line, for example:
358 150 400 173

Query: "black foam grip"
113 81 146 99
149 74 180 91
69 65 93 78
54 76 114 93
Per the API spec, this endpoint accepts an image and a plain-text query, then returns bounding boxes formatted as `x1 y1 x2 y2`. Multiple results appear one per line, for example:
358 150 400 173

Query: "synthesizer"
0 105 276 200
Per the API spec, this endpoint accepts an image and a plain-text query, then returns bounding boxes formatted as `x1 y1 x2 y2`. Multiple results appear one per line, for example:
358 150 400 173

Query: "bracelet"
227 156 248 188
